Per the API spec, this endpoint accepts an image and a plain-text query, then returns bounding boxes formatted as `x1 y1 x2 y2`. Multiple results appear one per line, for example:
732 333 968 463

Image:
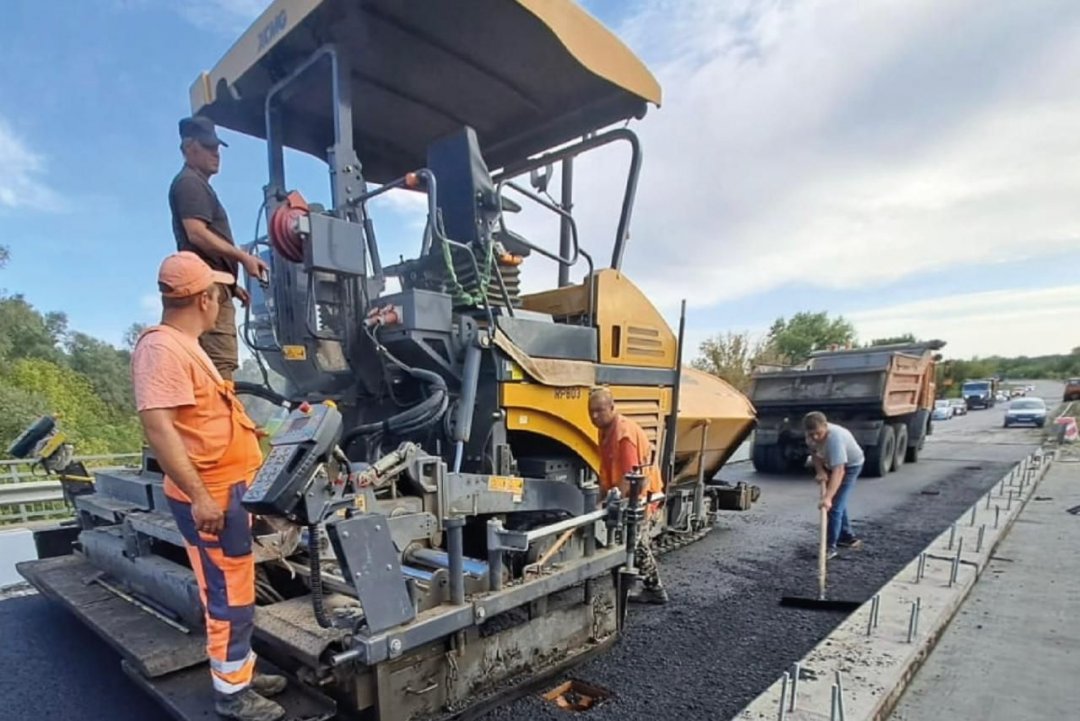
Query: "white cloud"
849 285 1080 358
0 118 60 212
534 1 1080 313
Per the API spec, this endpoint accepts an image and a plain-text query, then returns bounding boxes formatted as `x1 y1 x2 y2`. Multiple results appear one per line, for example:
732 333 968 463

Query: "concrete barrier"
734 449 1051 721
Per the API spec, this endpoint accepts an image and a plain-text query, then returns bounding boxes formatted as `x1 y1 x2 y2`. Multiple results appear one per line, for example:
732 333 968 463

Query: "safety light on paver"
1007 490 1014 511
970 505 977 526
948 523 957 550
976 524 986 553
995 505 1001 529
917 552 928 582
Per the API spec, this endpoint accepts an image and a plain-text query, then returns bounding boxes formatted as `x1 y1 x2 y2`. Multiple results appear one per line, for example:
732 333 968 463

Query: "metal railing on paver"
0 454 140 526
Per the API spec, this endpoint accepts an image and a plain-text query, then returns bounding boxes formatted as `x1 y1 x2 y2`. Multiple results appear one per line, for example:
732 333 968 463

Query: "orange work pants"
168 481 256 695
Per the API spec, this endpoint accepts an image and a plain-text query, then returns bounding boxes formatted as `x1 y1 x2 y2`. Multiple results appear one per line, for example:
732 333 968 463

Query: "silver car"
1003 398 1047 428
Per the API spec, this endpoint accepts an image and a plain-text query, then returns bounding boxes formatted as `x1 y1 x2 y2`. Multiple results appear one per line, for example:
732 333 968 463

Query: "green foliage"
692 332 772 392
694 312 857 386
0 254 142 456
66 332 135 411
0 295 66 364
4 358 141 455
765 311 857 363
868 333 917 346
936 354 1080 396
0 381 50 451
124 322 149 351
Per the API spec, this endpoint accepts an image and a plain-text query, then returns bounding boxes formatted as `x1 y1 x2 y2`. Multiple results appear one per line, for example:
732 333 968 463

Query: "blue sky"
3 0 1080 360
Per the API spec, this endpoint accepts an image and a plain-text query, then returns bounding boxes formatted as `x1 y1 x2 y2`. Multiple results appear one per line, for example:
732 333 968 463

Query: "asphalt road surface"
0 382 1061 721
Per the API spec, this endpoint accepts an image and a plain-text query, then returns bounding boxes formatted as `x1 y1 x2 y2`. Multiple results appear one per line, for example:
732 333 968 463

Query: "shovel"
780 483 862 612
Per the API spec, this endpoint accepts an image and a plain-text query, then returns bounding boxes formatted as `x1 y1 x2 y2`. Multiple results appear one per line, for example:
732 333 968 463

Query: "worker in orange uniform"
588 386 668 605
131 251 286 721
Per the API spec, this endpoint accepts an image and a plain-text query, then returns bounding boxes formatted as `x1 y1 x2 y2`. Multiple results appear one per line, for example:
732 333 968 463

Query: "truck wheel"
865 425 895 478
905 421 926 463
786 454 809 473
752 444 782 474
892 424 908 472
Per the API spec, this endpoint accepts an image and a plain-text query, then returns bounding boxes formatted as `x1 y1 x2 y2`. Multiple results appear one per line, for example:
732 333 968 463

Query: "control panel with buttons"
242 402 343 520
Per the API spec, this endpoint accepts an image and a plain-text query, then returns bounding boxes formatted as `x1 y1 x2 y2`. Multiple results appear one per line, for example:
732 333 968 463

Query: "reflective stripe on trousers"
168 482 256 695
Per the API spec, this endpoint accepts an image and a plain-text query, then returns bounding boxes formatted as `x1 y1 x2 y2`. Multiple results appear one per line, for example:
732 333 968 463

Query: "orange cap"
157 251 235 298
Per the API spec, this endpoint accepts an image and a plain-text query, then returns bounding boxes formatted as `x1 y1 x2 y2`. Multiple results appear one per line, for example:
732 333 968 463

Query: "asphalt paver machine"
18 2 756 719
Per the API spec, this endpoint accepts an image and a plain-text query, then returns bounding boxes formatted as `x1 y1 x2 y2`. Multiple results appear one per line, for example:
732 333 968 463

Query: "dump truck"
748 341 944 478
961 378 998 409
15 2 756 720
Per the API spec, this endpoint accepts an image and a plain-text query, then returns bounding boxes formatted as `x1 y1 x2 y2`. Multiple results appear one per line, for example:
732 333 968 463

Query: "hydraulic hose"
340 364 449 448
233 381 293 408
308 524 335 629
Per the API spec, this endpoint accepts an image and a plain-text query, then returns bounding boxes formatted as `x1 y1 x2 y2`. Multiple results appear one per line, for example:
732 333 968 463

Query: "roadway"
494 381 1058 721
0 383 1060 721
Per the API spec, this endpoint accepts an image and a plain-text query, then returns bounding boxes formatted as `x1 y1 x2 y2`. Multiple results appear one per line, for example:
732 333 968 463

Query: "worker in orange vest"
132 252 286 721
588 386 668 604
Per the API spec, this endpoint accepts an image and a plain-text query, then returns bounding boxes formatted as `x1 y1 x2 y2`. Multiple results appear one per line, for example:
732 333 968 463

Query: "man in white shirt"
803 411 865 559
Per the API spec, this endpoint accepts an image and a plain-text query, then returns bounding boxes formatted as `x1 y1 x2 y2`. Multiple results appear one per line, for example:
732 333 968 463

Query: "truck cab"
962 379 997 410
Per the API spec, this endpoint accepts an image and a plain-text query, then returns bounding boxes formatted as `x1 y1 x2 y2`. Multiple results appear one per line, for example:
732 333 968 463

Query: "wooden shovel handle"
818 484 828 600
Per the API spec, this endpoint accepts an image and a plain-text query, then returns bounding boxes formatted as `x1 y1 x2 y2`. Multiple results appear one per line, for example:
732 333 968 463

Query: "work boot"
250 673 287 697
215 688 286 721
837 537 863 550
826 548 839 561
629 586 669 605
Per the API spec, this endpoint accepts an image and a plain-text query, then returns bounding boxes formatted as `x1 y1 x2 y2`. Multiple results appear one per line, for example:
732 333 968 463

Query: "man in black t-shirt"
168 116 268 381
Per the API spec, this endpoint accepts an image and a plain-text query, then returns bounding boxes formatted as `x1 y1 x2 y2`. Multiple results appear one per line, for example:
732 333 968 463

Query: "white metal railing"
0 453 140 526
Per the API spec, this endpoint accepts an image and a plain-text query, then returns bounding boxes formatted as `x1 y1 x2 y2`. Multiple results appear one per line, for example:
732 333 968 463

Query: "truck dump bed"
749 343 943 478
751 349 928 417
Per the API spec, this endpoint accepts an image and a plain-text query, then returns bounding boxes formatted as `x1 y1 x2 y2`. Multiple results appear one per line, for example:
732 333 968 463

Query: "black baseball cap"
178 116 228 148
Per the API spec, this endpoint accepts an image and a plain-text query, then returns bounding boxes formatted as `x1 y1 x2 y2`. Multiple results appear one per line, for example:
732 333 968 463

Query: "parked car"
948 398 968 416
1003 397 1048 428
1064 378 1080 402
932 399 954 421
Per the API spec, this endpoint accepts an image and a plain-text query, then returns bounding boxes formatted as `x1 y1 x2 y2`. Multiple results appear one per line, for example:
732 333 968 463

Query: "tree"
66 332 135 412
0 263 143 455
4 358 141 455
765 311 856 364
124 323 149 351
0 295 65 364
869 333 916 347
692 331 784 392
0 245 8 269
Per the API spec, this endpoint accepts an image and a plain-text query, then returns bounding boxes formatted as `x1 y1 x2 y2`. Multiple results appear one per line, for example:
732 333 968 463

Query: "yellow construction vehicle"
19 2 755 719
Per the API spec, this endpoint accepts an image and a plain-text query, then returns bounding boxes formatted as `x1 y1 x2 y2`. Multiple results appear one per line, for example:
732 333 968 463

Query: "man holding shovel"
804 411 865 560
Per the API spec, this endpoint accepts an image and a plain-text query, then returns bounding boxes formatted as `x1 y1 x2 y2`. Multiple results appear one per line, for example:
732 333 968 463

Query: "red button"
298 402 312 414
